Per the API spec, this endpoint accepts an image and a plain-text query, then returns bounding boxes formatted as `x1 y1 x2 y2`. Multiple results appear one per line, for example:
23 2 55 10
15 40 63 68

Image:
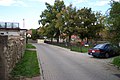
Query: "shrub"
112 56 120 67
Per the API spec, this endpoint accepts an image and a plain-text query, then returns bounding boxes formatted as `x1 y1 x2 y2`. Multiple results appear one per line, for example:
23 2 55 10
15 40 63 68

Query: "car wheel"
105 53 109 58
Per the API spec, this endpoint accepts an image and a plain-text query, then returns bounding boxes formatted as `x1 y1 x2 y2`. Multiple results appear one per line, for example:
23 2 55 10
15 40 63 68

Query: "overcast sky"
0 0 119 29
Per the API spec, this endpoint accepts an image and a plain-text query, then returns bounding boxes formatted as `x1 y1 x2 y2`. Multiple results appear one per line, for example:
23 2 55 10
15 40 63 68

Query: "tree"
62 4 77 42
38 1 106 44
108 1 120 46
94 12 106 40
31 29 38 40
76 8 99 41
39 0 65 42
53 0 65 42
39 2 55 42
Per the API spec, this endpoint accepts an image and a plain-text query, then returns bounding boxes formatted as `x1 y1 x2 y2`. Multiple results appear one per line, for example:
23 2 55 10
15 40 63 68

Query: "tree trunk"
57 37 59 43
68 35 71 42
51 38 53 43
56 30 60 43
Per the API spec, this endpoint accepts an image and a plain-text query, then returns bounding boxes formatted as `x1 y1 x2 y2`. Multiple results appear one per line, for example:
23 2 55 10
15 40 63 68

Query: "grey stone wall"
0 35 25 80
0 35 7 80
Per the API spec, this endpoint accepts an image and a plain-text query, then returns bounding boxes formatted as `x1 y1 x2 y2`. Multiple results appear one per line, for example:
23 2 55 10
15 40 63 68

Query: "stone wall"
0 35 26 80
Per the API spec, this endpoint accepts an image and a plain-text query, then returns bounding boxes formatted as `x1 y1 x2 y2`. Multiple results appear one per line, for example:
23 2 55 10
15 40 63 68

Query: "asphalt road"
34 43 120 80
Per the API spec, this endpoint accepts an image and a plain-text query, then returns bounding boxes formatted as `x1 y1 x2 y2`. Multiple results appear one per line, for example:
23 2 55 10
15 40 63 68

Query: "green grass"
48 42 90 53
70 46 89 53
112 56 120 67
26 44 36 49
11 50 40 78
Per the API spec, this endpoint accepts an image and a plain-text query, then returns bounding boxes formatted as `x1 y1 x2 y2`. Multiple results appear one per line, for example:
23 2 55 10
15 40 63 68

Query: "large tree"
76 8 100 41
62 4 77 42
108 1 120 46
53 0 65 42
38 1 106 43
39 0 65 42
39 2 55 41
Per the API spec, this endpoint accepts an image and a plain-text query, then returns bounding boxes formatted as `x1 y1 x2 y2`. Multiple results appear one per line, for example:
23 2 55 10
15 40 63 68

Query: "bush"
112 56 120 67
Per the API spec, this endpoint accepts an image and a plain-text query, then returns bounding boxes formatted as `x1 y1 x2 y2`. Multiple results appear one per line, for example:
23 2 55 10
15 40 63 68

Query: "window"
0 22 5 28
13 23 19 28
7 22 12 28
0 22 19 29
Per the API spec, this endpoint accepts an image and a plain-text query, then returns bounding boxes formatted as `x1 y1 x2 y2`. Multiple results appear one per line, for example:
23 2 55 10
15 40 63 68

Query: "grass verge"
46 42 90 53
112 56 120 67
70 46 89 53
26 44 36 49
11 44 40 78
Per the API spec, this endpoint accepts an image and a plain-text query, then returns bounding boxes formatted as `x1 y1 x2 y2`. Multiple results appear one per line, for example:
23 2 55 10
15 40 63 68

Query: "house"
26 29 32 38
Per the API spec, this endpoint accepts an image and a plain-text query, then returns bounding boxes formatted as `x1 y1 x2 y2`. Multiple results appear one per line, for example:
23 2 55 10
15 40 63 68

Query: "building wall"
0 31 20 36
0 35 26 80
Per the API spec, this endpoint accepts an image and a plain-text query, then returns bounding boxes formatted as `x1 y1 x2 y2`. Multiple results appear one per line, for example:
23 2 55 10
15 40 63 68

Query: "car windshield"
94 44 105 49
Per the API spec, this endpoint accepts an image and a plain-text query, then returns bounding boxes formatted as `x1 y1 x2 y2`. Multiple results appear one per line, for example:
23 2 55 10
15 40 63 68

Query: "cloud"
89 0 120 7
31 0 55 5
14 0 28 7
94 1 109 7
0 0 28 7
113 0 120 2
63 0 88 6
74 0 87 6
0 0 15 6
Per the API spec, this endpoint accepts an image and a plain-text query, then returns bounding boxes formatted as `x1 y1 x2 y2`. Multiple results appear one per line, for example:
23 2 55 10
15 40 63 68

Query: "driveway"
34 43 120 80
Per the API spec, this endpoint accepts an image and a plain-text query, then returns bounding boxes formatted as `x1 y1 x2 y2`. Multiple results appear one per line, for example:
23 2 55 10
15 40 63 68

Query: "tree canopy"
38 0 105 43
39 0 65 42
108 1 120 46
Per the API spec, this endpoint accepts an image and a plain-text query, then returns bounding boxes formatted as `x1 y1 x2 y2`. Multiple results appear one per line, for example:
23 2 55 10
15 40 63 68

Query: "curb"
26 49 37 51
36 49 44 80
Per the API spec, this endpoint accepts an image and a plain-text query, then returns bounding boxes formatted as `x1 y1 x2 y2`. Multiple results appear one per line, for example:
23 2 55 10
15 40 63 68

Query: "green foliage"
62 4 77 42
31 29 38 40
112 56 120 67
39 0 65 42
108 2 120 65
38 1 106 42
108 1 120 45
76 8 105 40
11 50 40 77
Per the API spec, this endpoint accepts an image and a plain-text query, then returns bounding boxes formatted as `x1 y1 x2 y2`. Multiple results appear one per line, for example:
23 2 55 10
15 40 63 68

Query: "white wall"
0 31 20 36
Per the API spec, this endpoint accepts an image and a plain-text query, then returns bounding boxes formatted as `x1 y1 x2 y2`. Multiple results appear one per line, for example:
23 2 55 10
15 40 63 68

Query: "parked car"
88 43 118 58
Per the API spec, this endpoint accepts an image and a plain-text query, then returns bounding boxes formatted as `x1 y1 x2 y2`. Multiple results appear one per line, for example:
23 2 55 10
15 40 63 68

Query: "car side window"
104 45 110 50
104 45 108 49
109 45 113 50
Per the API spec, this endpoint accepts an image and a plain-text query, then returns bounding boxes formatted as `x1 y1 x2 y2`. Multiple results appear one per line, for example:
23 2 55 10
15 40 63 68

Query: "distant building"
0 22 26 36
26 29 32 38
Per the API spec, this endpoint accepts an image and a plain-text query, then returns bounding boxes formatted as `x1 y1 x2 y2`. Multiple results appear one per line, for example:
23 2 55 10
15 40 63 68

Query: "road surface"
34 43 120 80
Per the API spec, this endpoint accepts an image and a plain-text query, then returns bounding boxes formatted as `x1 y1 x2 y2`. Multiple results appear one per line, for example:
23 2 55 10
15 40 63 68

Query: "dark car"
88 43 117 58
